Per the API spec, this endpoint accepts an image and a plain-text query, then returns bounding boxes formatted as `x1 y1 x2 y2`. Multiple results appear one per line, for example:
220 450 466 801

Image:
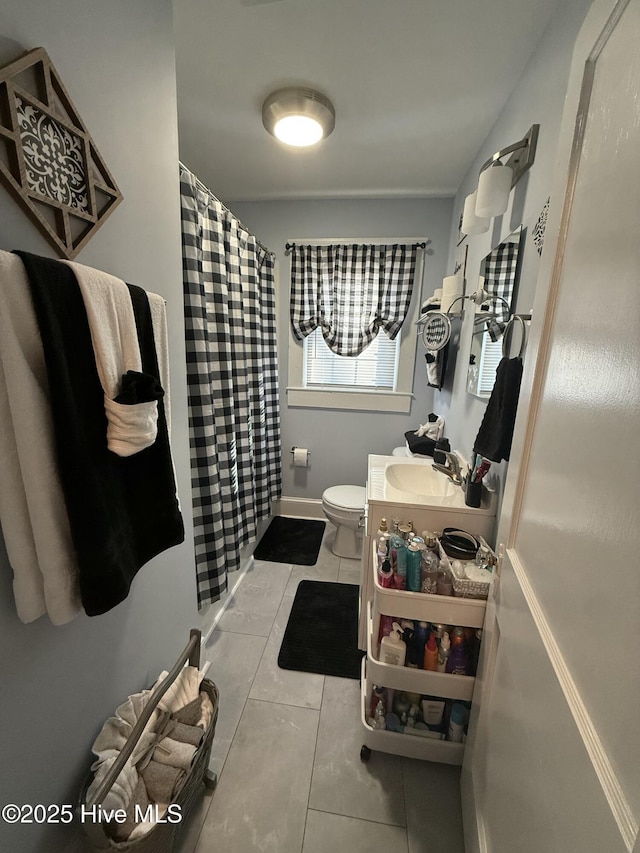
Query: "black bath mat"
278 580 364 679
253 516 326 565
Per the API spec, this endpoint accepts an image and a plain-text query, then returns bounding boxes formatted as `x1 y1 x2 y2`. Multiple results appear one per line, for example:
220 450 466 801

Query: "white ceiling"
173 0 558 203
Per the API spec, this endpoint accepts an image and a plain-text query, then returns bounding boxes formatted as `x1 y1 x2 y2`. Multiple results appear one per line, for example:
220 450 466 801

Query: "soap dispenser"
380 623 406 667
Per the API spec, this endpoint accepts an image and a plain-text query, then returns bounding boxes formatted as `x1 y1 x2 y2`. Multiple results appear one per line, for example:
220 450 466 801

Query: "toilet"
321 485 366 559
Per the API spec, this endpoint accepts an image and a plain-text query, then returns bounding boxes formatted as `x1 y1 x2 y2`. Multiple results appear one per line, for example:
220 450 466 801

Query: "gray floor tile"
195 700 319 853
337 565 361 585
309 676 406 826
249 594 325 709
216 559 291 636
402 758 465 853
302 809 409 853
175 789 214 853
284 561 340 597
204 630 267 778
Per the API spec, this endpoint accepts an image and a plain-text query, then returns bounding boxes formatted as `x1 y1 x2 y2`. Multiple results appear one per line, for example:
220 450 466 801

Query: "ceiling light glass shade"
262 88 335 147
274 115 323 147
461 192 490 235
475 162 514 218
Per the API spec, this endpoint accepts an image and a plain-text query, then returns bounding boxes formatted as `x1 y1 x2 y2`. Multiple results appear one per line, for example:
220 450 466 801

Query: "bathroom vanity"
359 454 497 765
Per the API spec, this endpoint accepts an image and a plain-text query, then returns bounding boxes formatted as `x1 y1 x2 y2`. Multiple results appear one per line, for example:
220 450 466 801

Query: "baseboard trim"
272 496 324 519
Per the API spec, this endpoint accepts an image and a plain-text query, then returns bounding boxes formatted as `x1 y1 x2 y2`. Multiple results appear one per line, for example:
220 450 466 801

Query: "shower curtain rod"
179 162 275 259
284 240 429 255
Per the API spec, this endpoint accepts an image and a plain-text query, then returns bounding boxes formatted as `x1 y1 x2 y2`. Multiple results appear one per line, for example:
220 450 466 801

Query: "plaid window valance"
290 243 419 357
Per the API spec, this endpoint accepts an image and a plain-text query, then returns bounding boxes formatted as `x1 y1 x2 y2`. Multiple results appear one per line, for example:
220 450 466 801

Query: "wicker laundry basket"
79 678 218 853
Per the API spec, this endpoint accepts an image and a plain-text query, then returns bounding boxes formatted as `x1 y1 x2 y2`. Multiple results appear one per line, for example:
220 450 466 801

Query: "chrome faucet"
432 451 463 486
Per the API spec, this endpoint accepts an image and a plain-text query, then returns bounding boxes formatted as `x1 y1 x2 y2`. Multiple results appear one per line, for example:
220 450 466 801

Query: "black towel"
15 251 184 616
404 430 437 457
473 356 523 463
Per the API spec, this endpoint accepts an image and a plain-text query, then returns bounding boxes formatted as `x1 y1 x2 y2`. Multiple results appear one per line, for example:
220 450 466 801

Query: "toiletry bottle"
437 631 451 672
437 568 453 596
451 626 466 648
370 685 386 719
423 632 438 671
422 531 439 556
447 702 468 742
405 621 423 669
373 700 386 730
412 621 429 665
406 542 422 592
389 520 406 581
380 623 406 666
377 517 389 538
429 622 448 643
421 547 440 595
378 557 393 588
377 536 388 569
393 691 410 719
400 619 415 665
446 641 469 676
378 614 395 646
399 521 413 541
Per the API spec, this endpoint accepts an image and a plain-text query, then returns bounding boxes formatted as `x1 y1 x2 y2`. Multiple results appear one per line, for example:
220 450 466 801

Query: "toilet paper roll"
293 447 309 467
441 275 464 313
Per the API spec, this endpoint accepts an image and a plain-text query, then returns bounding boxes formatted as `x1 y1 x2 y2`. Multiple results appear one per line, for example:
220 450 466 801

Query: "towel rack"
501 314 531 358
85 629 203 812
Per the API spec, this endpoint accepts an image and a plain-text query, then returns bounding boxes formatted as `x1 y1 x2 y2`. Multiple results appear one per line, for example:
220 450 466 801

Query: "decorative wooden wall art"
0 47 123 259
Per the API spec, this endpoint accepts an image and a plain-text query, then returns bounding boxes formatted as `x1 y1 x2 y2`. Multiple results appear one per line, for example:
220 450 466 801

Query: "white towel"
0 251 82 625
65 261 158 457
147 291 171 434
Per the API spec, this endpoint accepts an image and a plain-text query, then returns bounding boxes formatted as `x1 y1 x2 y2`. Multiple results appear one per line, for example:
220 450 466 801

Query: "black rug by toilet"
253 516 325 565
278 580 365 680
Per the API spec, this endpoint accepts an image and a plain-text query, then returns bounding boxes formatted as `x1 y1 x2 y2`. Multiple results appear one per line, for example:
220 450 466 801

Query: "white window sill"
286 386 413 413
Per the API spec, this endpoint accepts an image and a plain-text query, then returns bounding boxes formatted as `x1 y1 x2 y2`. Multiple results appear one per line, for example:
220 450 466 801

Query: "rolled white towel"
65 260 159 456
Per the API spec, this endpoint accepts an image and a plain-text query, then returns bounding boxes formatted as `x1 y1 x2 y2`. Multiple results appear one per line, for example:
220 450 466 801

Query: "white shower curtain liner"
180 164 281 607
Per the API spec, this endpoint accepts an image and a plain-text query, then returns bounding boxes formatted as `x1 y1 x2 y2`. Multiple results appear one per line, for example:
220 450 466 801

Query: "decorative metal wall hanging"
0 47 122 259
532 197 549 256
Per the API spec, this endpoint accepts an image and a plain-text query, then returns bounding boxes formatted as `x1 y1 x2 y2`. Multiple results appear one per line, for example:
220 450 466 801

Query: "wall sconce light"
461 124 539 235
262 87 335 147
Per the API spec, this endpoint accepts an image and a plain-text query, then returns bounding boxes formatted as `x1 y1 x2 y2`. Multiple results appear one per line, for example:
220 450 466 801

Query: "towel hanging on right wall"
473 356 524 463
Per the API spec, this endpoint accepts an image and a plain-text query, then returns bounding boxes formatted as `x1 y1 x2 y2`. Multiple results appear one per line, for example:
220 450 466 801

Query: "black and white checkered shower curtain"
180 165 281 606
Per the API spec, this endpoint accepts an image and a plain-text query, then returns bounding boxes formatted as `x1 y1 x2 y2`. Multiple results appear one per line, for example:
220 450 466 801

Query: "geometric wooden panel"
0 48 122 258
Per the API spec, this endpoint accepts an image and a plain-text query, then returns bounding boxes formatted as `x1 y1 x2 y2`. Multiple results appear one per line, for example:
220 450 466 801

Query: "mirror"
467 227 523 398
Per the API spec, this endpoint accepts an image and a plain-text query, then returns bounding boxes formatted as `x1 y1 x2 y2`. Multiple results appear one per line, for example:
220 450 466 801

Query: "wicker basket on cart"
437 539 495 600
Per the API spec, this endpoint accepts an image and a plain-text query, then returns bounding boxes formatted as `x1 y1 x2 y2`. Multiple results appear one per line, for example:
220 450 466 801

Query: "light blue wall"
229 0 592 507
435 0 593 506
0 4 196 851
228 197 454 499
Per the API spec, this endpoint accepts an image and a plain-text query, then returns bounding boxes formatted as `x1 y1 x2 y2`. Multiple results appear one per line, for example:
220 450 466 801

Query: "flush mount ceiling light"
262 88 335 147
461 125 540 235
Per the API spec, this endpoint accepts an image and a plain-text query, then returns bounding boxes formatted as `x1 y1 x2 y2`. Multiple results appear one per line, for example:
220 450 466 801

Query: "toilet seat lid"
323 485 366 510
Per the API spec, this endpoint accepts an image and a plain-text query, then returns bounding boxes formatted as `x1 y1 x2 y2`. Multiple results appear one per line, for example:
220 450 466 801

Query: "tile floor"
177 522 465 853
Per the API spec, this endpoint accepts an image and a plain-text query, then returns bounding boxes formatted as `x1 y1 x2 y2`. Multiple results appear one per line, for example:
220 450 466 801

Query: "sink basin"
384 463 458 500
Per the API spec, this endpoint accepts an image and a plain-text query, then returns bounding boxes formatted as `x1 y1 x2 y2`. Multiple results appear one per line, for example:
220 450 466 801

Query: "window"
286 238 424 413
303 326 399 391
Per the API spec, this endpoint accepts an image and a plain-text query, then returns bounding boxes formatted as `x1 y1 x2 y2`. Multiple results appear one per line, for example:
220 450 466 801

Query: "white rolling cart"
360 543 488 765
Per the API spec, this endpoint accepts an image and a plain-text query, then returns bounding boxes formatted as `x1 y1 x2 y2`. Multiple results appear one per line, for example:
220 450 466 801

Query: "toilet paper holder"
290 446 310 468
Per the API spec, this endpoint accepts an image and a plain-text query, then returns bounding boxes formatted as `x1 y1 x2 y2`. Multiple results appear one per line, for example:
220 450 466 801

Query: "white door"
463 1 640 851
